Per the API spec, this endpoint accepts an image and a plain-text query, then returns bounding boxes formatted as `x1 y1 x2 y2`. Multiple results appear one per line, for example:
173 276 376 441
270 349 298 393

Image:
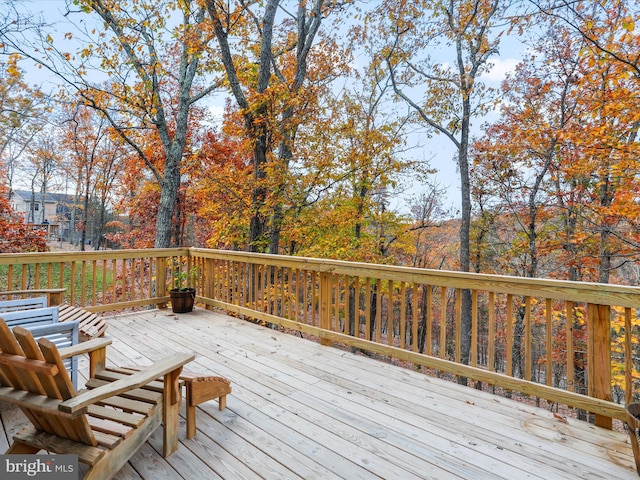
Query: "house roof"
11 190 76 204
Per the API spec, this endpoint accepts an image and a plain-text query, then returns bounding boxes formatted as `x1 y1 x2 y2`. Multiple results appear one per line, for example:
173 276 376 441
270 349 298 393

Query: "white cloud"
481 58 520 82
208 104 224 120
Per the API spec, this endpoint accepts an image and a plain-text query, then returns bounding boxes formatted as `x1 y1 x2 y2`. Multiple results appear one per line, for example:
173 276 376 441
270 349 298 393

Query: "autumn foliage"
0 183 47 253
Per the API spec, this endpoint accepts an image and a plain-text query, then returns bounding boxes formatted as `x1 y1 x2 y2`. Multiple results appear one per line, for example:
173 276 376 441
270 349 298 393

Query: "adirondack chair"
0 307 80 388
0 296 48 312
0 320 194 480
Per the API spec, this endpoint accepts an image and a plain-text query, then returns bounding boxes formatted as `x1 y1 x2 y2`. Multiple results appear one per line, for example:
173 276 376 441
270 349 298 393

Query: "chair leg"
185 396 196 440
163 368 183 457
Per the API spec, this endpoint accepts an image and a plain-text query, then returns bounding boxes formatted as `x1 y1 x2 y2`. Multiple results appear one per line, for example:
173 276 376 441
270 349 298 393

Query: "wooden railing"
1 247 638 428
0 248 190 312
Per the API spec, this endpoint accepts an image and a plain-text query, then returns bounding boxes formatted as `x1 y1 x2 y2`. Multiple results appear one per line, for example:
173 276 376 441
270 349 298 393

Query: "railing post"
48 289 63 306
320 272 332 346
157 257 168 309
588 303 612 429
205 258 214 310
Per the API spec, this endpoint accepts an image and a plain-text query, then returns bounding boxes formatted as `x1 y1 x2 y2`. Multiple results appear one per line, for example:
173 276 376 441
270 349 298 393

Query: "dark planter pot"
169 288 196 313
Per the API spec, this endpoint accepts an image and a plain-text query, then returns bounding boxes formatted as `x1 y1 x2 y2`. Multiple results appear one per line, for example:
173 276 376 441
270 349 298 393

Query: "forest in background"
0 0 638 291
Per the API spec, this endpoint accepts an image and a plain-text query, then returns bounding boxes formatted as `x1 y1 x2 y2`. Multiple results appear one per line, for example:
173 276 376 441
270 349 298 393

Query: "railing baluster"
81 261 87 307
92 260 97 306
525 296 532 382
506 294 513 377
546 298 553 386
365 278 371 341
375 279 382 344
344 275 350 336
387 280 393 346
121 258 127 304
400 282 407 349
455 289 461 363
426 285 432 356
103 260 109 305
335 275 339 332
412 284 419 353
289 268 294 319
489 292 495 372
440 287 447 359
70 261 77 305
111 259 117 304
471 290 478 367
320 272 331 346
566 301 574 392
311 271 317 327
625 307 634 406
354 276 361 338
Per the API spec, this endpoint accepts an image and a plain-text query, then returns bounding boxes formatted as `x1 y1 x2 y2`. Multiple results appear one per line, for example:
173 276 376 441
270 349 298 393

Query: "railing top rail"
0 248 190 264
190 248 640 308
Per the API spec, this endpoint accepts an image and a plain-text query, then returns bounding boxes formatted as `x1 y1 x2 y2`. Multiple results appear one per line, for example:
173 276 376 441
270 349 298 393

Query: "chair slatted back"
0 307 59 328
0 297 48 313
28 321 80 388
0 308 80 388
0 321 97 446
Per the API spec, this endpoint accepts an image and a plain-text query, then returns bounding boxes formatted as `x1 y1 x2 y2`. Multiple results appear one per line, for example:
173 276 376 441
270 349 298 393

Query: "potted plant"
168 261 197 313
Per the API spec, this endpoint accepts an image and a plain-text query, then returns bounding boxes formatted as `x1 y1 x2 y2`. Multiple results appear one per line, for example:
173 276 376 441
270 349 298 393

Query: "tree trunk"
154 98 190 248
249 155 268 252
155 156 181 248
458 89 473 375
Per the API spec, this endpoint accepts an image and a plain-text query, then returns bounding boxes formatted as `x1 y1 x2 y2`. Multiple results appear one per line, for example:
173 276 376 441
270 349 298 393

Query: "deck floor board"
0 307 635 479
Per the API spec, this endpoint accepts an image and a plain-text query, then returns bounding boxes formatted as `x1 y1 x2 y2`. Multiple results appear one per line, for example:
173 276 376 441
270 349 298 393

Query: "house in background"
9 189 77 241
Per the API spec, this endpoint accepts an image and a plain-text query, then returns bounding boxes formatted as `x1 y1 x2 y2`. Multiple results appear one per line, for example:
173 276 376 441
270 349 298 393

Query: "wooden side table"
95 365 232 440
180 372 232 439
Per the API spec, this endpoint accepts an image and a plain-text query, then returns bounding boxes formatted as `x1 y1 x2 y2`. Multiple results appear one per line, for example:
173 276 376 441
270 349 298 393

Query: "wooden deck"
0 307 636 479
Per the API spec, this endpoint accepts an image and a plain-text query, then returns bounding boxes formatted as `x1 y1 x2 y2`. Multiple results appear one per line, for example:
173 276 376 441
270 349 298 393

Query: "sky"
14 0 525 216
393 54 524 216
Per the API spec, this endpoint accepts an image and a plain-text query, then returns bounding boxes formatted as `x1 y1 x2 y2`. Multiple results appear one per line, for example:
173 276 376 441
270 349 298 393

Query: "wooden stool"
180 372 231 439
103 366 231 439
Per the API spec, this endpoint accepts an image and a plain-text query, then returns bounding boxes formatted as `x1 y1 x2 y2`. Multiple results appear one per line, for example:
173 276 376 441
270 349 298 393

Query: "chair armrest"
58 337 112 360
58 352 195 415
